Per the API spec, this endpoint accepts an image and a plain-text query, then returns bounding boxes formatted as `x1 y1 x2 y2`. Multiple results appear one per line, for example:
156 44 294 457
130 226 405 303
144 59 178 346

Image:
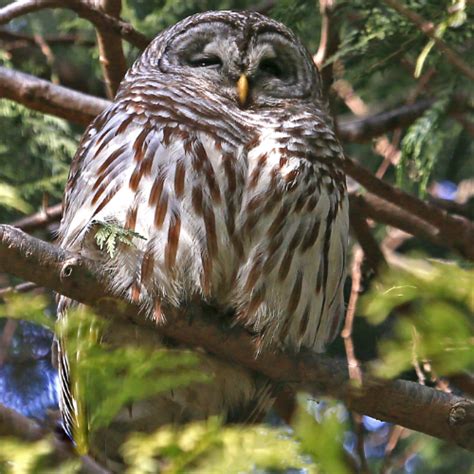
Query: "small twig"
0 281 38 298
33 33 59 83
11 202 63 232
314 0 339 96
383 0 474 81
380 425 407 474
341 246 369 473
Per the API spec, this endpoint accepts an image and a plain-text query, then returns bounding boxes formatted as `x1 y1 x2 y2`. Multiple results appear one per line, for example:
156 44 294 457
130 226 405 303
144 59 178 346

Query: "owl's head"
128 11 322 109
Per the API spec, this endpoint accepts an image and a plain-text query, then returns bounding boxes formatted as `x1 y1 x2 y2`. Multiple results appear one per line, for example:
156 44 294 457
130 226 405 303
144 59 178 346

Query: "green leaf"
362 258 474 378
0 183 32 214
93 220 146 258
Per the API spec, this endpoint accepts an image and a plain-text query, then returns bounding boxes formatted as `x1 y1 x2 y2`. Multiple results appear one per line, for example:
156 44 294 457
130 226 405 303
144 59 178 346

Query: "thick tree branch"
0 0 150 50
0 224 473 451
0 66 109 126
93 0 127 98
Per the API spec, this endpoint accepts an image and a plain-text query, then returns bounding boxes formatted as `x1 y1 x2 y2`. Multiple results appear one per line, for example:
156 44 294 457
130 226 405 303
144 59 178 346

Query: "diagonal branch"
0 66 109 126
93 0 127 98
0 0 150 49
0 223 473 451
342 158 474 261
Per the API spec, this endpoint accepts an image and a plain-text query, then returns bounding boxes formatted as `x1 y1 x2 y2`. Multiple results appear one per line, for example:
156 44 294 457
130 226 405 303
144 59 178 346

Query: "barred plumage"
57 10 348 459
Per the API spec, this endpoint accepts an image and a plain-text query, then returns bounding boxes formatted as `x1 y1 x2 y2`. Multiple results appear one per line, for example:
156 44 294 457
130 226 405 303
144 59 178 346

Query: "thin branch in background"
0 319 18 366
380 425 407 474
93 0 127 98
11 202 63 232
0 28 95 47
314 0 339 96
348 197 386 274
0 281 38 298
383 0 474 81
341 246 369 472
0 0 150 49
333 78 402 177
33 33 59 84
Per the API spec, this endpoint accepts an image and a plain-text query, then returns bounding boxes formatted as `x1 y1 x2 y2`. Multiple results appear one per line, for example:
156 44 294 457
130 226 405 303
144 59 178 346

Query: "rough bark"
0 224 473 451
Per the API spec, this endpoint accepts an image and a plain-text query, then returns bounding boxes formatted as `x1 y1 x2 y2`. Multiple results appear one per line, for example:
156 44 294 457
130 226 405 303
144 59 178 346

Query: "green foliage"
93 220 147 258
0 294 54 330
363 258 474 378
0 438 79 474
122 416 316 474
57 307 208 452
397 95 450 196
295 399 349 474
0 183 32 214
0 99 78 222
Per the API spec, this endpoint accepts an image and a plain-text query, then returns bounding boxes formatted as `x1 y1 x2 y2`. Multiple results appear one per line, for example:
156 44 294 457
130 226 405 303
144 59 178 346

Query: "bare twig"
383 0 474 80
93 0 127 98
11 203 63 232
0 224 473 451
314 0 339 96
341 246 369 472
0 0 150 49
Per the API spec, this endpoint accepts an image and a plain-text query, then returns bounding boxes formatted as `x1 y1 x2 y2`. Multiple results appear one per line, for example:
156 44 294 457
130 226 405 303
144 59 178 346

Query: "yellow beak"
237 74 249 106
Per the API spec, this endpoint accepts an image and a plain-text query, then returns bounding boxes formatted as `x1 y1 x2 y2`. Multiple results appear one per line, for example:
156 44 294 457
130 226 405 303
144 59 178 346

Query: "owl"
57 10 348 461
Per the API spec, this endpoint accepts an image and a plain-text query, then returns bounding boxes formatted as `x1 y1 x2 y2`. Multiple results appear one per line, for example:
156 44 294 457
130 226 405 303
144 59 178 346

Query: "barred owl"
57 10 348 460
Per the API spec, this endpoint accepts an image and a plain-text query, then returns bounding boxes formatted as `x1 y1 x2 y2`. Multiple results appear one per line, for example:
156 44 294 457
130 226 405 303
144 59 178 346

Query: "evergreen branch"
0 66 109 126
383 0 474 81
93 0 127 98
0 0 150 50
0 224 473 451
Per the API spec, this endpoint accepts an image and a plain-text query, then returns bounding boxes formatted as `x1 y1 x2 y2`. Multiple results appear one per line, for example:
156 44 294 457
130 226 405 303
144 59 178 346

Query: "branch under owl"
0 224 473 452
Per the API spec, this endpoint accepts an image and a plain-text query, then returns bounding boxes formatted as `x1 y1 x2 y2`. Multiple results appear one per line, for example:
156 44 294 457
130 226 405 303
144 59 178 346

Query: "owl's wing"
60 105 147 250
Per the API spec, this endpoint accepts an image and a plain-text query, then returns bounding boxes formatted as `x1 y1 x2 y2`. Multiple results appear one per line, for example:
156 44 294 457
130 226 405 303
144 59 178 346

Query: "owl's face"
140 11 320 109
